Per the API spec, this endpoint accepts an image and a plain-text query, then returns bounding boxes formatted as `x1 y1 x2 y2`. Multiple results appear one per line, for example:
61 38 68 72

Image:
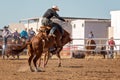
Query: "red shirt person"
108 37 116 58
108 37 116 48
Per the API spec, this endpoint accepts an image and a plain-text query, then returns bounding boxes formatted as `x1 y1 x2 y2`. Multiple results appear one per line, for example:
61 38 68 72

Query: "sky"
0 0 120 29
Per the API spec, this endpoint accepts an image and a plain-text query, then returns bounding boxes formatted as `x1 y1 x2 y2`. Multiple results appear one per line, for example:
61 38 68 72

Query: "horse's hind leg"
38 58 42 67
43 51 50 68
28 54 34 72
33 53 42 72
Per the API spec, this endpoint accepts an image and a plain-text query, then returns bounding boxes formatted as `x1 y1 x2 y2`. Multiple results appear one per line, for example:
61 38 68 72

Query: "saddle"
39 26 51 32
40 23 63 38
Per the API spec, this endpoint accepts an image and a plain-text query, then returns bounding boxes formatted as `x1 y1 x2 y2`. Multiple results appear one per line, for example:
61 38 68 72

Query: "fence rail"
65 38 120 53
0 37 120 53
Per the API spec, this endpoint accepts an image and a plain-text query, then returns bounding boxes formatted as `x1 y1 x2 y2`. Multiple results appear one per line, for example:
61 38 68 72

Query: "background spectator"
2 26 11 59
20 28 28 43
12 28 20 44
108 37 116 58
28 27 36 40
88 31 94 38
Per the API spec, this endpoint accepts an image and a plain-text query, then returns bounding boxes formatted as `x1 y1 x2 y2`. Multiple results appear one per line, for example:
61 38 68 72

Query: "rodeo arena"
1 11 120 80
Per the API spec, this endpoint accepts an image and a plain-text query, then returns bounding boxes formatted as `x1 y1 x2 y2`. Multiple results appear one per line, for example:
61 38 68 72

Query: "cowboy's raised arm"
54 12 65 22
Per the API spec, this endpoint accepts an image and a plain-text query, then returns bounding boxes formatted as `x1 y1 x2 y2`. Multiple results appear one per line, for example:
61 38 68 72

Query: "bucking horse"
13 22 72 72
39 22 72 68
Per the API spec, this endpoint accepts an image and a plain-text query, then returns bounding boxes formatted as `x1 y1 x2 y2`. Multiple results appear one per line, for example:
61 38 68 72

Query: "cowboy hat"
4 26 8 28
52 5 59 11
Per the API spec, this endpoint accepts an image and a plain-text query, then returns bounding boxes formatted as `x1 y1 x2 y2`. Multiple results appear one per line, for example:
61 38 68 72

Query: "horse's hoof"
37 69 45 72
31 69 35 72
58 64 61 67
30 67 35 72
37 69 42 72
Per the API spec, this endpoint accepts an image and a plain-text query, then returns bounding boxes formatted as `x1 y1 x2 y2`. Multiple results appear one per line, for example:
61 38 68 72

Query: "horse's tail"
12 42 31 52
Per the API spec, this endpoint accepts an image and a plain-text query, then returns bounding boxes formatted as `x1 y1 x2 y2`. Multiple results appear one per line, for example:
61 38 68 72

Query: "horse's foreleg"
56 47 63 67
56 48 61 67
56 52 61 67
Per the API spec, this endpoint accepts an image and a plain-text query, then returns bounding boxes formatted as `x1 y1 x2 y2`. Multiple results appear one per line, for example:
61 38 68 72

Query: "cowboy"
2 26 11 59
41 5 66 37
88 31 94 38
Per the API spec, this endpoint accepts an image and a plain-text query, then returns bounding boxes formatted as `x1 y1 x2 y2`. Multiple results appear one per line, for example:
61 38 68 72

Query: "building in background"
18 17 111 50
6 17 111 50
71 19 111 50
1 10 120 56
19 17 80 34
9 23 25 33
18 17 110 35
110 10 120 50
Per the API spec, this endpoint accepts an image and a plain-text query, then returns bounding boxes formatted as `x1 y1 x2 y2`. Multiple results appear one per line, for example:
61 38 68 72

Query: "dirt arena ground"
0 55 120 80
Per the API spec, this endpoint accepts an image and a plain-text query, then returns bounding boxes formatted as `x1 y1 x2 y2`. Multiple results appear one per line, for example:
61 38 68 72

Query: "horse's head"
36 30 46 39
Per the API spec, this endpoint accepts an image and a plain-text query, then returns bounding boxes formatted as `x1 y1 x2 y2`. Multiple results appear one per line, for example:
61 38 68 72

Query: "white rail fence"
0 38 120 55
65 38 120 53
